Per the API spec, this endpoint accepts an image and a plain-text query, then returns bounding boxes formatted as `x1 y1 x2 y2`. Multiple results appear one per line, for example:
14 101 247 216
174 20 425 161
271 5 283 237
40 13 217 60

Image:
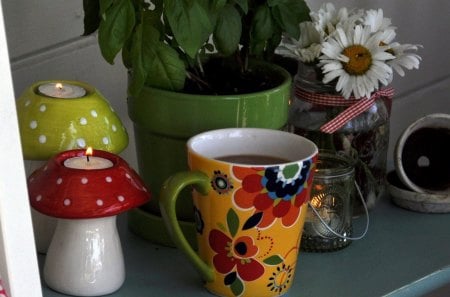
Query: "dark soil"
183 58 287 95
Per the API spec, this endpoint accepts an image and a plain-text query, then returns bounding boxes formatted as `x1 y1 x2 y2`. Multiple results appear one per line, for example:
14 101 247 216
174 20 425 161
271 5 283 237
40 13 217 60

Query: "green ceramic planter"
127 63 291 247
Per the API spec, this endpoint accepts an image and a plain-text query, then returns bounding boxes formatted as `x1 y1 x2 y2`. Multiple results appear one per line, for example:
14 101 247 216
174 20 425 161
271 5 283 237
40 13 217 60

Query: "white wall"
2 0 450 172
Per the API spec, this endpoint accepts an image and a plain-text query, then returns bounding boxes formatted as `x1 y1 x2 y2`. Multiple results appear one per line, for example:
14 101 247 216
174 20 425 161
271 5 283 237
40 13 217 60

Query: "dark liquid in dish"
216 154 290 165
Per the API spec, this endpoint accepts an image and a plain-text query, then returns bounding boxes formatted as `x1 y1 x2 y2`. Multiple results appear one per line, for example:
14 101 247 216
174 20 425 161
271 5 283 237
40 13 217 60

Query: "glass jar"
302 151 355 252
288 63 392 213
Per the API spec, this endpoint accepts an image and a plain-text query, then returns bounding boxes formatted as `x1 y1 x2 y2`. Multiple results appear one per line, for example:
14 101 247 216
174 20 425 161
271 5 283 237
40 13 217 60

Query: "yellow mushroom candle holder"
16 80 129 253
16 80 129 160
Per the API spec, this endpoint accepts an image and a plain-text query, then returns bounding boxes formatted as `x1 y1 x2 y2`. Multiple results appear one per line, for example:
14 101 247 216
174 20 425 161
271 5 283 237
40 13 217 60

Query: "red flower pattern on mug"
209 229 264 282
232 159 315 228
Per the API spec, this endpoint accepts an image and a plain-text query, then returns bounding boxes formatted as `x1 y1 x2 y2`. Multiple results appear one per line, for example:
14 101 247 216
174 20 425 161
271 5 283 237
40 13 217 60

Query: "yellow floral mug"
160 128 318 297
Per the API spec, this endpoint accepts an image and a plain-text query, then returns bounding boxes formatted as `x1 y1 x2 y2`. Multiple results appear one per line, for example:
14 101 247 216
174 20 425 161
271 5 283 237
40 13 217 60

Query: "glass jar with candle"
302 150 356 252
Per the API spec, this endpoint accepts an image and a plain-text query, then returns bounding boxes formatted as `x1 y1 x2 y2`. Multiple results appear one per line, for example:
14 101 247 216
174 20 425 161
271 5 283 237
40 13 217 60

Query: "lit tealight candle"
38 82 87 98
63 147 113 170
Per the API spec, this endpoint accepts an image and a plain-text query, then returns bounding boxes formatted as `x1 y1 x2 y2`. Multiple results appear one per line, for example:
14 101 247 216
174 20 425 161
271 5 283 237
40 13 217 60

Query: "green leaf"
271 0 310 39
250 40 266 57
264 27 282 59
230 277 244 296
252 4 274 41
234 0 248 14
144 43 186 91
99 0 114 16
98 0 135 64
263 255 284 265
165 0 213 58
210 0 227 11
128 14 186 96
213 4 241 56
128 23 155 96
83 0 100 35
267 0 282 6
121 37 133 69
227 209 239 238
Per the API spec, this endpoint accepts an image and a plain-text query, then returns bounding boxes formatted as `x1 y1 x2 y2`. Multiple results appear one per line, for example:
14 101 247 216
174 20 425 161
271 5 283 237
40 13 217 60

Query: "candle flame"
55 83 63 90
86 147 93 156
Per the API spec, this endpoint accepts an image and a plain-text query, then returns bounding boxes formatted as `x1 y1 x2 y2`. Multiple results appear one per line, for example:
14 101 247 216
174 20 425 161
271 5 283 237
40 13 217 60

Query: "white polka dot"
102 137 109 145
105 176 112 183
36 195 42 201
56 178 63 185
96 199 104 206
24 99 31 107
30 120 38 129
112 124 117 132
64 199 71 206
117 195 125 202
81 177 88 184
91 110 98 118
39 135 47 143
125 173 131 179
80 117 88 125
77 138 86 148
39 104 46 112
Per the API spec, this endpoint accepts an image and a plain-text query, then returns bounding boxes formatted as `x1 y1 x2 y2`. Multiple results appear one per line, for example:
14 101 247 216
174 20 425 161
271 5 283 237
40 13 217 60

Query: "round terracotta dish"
387 171 450 213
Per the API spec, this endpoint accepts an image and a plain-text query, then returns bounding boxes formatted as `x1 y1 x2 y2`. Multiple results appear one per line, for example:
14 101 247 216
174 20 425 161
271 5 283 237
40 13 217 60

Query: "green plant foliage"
164 0 213 58
82 0 100 35
213 4 242 56
98 0 135 64
83 0 311 96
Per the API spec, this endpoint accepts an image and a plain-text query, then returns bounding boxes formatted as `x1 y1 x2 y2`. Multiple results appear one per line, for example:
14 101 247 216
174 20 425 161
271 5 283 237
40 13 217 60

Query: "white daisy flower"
275 3 422 99
363 9 397 45
311 3 362 37
387 43 422 76
276 22 323 63
363 9 394 33
320 25 395 99
311 3 348 35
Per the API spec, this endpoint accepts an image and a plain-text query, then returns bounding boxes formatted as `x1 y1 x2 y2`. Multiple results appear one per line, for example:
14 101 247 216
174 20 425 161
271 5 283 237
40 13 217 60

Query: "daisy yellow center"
342 45 372 75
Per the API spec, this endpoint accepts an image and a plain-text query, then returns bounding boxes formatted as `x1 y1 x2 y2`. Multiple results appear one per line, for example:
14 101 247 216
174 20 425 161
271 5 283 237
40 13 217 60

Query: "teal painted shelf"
40 197 450 297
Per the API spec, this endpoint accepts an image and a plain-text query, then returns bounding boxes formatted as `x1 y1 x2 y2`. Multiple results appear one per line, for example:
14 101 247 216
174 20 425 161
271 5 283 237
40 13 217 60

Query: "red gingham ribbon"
294 87 395 133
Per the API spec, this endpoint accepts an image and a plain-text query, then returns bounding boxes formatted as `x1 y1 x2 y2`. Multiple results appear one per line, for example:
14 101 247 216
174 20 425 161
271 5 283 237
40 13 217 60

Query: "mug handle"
159 170 215 282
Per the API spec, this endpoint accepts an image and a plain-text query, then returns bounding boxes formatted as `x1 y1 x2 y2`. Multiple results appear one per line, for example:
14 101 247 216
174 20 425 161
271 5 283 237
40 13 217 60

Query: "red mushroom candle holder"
27 149 150 296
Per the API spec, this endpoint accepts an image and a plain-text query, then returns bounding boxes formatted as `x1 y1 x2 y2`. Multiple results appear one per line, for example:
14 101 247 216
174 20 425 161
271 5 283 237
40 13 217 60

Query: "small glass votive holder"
301 150 357 252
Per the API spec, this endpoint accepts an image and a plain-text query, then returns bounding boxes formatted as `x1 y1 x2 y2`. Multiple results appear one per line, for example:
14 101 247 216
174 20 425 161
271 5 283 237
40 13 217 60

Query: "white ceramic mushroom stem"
44 216 124 296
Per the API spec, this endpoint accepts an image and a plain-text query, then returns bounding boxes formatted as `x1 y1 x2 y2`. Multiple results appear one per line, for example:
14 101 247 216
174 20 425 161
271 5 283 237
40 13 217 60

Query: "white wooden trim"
0 4 42 297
